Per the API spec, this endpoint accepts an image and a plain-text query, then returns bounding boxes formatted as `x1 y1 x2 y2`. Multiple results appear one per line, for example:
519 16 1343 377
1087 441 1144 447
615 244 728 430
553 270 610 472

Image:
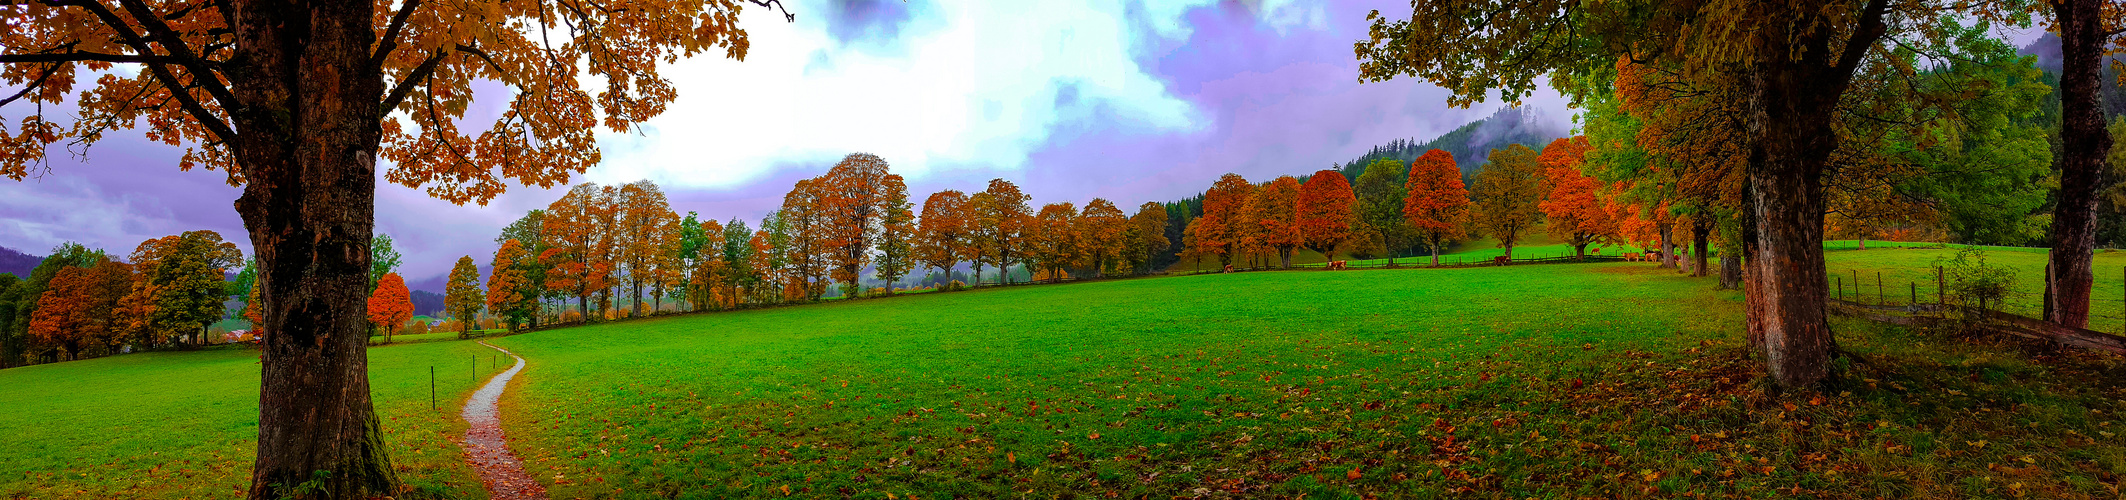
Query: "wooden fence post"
1937 266 1945 306
1835 276 1843 301
1876 271 1883 305
1910 281 1917 306
429 366 436 410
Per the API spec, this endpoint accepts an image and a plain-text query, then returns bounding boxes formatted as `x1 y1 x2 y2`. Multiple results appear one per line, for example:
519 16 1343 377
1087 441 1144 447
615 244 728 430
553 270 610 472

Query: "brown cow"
1328 260 1347 270
1624 252 1642 262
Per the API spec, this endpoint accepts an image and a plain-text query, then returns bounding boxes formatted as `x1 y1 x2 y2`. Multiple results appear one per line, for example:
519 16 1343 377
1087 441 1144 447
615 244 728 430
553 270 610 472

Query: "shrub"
404 321 429 336
1936 248 2018 310
561 310 583 324
944 280 967 292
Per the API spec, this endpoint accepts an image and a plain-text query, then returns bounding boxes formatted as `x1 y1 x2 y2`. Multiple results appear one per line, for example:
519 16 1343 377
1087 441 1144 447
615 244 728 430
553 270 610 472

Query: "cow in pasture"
1223 264 1234 273
1624 252 1642 262
1328 260 1348 270
1492 256 1510 266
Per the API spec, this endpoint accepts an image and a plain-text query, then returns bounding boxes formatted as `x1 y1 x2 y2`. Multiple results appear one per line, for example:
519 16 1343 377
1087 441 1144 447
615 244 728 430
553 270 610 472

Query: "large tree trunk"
1744 39 1865 388
1719 252 1743 290
2046 0 2113 329
231 0 400 496
1279 249 1292 269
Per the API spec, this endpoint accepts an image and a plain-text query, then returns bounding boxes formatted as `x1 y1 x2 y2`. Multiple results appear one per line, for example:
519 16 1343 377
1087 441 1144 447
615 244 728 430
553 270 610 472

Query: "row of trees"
458 153 1177 330
0 232 246 365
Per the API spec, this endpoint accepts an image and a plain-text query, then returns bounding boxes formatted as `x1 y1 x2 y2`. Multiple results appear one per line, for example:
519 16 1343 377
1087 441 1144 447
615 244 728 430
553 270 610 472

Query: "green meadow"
0 340 512 499
4 246 2122 499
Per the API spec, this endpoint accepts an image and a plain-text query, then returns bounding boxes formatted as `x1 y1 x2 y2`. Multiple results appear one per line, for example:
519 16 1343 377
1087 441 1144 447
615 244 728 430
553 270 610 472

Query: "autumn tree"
874 175 915 294
1028 202 1079 283
972 179 1031 285
543 184 607 321
1471 145 1545 261
1354 0 2032 386
1298 170 1357 263
367 273 413 344
486 239 535 331
27 259 131 359
1197 174 1256 267
820 153 893 297
616 181 678 316
1403 149 1470 266
1077 198 1129 277
495 211 550 326
444 256 483 337
369 234 403 295
916 190 972 285
688 219 730 310
131 231 243 347
1536 138 1615 258
590 185 623 315
1125 202 1171 275
1254 177 1303 268
781 179 832 301
1355 159 1415 266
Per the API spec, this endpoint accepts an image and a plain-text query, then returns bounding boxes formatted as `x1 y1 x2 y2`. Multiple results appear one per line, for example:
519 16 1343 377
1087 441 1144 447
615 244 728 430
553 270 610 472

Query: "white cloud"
584 0 1215 187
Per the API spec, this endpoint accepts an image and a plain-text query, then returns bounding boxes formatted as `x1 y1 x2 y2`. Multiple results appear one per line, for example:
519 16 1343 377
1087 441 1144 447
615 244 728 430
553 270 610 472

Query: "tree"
1299 170 1357 263
781 179 832 301
1356 0 1995 387
496 210 550 327
487 239 535 331
2044 0 2125 329
369 234 403 295
1125 202 1170 275
1077 198 1129 277
6 243 108 361
688 219 729 310
27 259 131 360
1403 149 1471 266
1197 174 1256 267
367 274 414 345
1471 145 1545 261
590 185 623 316
616 181 678 317
1354 159 1415 266
1255 177 1303 268
722 218 756 305
916 190 972 285
972 179 1031 285
543 184 607 320
1536 138 1615 258
820 153 893 298
874 175 915 294
1030 202 1079 283
132 231 243 348
444 256 483 337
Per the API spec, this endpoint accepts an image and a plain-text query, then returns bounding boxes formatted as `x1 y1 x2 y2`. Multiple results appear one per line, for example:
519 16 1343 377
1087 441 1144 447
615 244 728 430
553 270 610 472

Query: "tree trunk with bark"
1656 222 1677 269
231 0 401 496
2046 0 2113 330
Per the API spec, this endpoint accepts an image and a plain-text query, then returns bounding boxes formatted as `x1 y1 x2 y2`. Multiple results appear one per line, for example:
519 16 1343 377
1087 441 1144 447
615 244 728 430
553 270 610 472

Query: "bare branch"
59 0 238 147
381 49 448 114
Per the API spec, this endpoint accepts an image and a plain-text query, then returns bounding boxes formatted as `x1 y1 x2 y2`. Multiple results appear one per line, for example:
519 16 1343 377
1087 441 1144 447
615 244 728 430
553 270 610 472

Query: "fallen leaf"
1347 467 1362 480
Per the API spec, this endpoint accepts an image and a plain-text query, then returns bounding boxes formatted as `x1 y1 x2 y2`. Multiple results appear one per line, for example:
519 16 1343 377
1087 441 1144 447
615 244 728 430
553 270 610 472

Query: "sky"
0 0 1582 288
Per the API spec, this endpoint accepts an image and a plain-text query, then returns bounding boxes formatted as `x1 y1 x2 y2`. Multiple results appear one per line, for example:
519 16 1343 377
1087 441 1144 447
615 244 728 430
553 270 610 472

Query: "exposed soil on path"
462 341 548 500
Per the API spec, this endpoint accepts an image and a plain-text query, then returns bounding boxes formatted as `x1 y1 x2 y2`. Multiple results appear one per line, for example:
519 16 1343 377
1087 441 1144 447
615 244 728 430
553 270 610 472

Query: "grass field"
1824 245 2126 333
0 340 514 499
5 245 2122 498
488 253 2126 499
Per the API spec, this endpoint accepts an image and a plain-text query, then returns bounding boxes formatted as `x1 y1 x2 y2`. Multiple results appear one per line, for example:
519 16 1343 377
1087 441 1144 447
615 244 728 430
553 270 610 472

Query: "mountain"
0 246 41 279
411 290 445 318
405 273 449 294
2018 32 2126 119
1330 106 1569 182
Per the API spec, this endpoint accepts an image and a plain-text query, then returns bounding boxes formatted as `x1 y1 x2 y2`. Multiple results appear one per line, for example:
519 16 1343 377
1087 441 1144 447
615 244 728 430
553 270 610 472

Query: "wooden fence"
1826 266 2126 354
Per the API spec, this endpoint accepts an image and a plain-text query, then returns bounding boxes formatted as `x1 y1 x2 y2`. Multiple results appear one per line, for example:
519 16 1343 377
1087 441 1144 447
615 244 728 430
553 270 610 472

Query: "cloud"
584 0 1216 188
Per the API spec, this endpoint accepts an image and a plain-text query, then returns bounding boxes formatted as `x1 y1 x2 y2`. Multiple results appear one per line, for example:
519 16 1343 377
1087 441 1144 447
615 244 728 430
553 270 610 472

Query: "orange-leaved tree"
444 256 483 336
820 153 892 298
972 179 1031 285
1256 176 1304 268
1 0 793 491
1402 149 1469 266
1030 202 1079 283
1197 174 1255 268
1298 170 1356 263
616 181 677 316
366 273 413 344
28 259 132 360
917 190 972 285
689 219 729 310
1535 137 1614 259
1076 198 1129 277
1125 202 1170 275
543 184 608 320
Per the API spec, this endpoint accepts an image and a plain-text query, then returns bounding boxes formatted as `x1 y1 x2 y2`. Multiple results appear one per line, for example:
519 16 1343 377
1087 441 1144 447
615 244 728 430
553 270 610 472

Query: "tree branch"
373 0 425 66
380 49 448 114
0 52 181 64
1834 0 1890 76
0 64 61 108
745 0 794 22
115 0 240 110
61 0 238 148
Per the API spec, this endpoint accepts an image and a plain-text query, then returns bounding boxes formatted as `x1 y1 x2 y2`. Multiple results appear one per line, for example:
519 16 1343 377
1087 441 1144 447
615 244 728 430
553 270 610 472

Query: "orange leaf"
1347 467 1362 480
